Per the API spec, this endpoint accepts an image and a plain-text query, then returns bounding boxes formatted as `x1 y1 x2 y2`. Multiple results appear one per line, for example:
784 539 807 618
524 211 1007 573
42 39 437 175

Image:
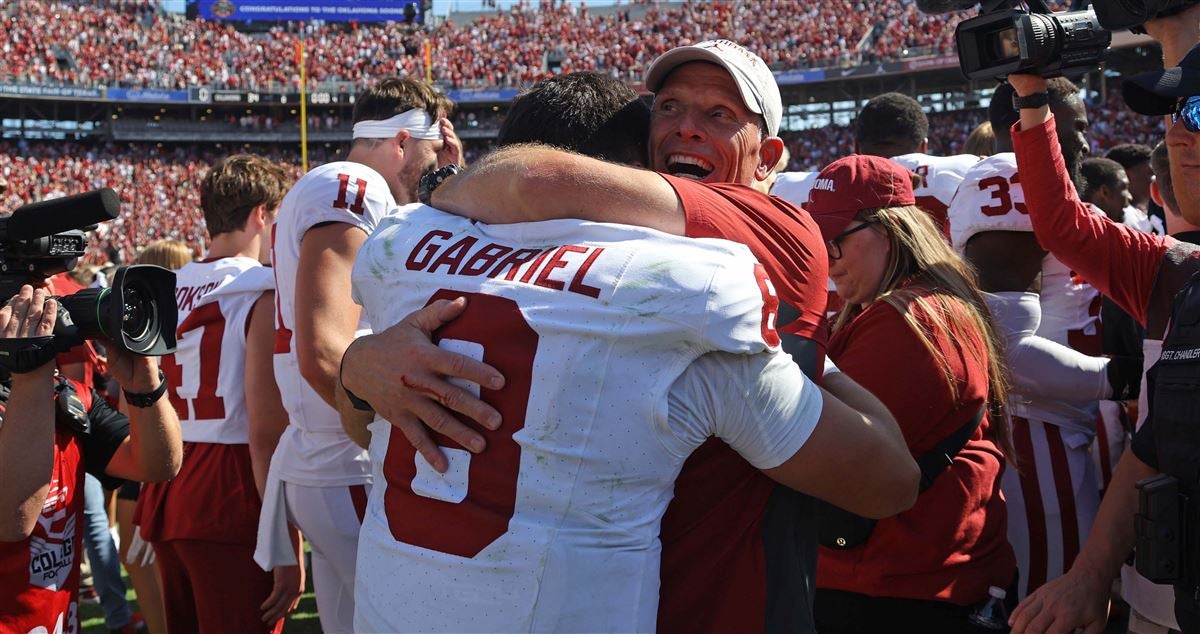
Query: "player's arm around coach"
338 148 921 519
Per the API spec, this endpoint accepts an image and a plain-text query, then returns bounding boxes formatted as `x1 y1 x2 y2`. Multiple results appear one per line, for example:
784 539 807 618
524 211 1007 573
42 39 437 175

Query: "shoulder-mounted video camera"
917 0 1200 80
0 189 177 373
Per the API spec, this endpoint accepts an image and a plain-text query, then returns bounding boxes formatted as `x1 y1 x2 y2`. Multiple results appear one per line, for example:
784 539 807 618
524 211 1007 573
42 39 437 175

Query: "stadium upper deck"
0 0 1072 93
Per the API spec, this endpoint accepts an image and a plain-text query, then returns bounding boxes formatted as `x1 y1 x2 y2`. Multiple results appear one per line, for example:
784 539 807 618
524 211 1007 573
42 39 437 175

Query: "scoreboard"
198 0 423 24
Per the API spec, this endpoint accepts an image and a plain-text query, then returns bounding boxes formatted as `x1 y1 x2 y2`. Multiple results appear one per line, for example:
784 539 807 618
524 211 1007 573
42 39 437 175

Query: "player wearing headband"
254 77 461 634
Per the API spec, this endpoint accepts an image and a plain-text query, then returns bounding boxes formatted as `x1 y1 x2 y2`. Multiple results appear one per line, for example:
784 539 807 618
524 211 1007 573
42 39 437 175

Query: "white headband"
352 109 442 140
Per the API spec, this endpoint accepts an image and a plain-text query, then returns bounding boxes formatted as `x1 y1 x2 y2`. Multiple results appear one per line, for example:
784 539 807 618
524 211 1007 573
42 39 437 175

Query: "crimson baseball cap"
644 39 783 137
1122 42 1200 116
806 155 916 242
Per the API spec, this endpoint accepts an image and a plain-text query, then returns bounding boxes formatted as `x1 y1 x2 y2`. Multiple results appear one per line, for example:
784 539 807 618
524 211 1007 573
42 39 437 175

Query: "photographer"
999 5 1200 633
0 284 182 633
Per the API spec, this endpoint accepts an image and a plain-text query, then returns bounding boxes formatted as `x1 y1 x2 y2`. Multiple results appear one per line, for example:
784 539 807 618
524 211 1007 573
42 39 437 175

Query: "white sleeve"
296 165 394 237
663 350 822 469
1007 335 1112 400
985 291 1112 401
698 250 778 354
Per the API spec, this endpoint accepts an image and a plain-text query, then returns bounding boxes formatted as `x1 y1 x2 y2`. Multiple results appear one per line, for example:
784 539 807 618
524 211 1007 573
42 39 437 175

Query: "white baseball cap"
644 39 783 137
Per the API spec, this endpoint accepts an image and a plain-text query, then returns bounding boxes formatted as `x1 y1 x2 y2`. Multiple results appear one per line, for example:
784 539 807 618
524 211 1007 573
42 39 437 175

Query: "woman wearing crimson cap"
807 154 1017 632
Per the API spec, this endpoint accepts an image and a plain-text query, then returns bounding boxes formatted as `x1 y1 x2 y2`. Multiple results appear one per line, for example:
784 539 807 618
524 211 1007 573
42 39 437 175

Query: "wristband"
418 163 462 206
339 353 373 412
1012 91 1050 110
123 369 168 408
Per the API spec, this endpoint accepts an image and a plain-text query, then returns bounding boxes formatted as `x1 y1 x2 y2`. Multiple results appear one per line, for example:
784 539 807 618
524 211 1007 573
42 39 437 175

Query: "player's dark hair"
988 82 1020 141
352 77 447 128
1106 143 1153 170
200 153 292 236
854 92 929 156
1080 157 1126 198
499 71 650 166
990 78 1081 154
1151 141 1179 213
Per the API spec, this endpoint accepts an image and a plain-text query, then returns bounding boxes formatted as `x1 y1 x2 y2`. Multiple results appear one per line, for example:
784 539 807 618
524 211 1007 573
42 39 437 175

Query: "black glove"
1107 355 1142 401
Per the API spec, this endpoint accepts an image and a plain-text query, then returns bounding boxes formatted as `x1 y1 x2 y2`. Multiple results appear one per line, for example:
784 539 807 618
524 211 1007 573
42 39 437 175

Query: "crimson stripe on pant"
349 484 368 524
1095 413 1113 490
1045 428 1081 572
1012 417 1048 593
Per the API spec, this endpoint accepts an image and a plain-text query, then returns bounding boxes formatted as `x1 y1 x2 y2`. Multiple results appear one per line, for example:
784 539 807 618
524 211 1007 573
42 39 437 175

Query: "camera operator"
1000 5 1200 633
0 284 182 633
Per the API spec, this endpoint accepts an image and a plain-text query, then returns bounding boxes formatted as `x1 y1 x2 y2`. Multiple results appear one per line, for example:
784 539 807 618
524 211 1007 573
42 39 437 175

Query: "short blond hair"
136 239 194 270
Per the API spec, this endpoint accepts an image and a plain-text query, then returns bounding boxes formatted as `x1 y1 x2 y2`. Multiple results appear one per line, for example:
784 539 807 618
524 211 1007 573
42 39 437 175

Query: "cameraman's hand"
104 342 160 393
1144 3 1200 67
0 286 57 340
1007 74 1048 97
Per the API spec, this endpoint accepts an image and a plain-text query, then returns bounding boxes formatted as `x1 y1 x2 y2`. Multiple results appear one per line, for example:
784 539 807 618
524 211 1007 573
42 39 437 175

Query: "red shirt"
819 287 1014 605
1011 117 1195 335
0 428 85 634
657 176 828 633
136 442 261 545
0 381 125 634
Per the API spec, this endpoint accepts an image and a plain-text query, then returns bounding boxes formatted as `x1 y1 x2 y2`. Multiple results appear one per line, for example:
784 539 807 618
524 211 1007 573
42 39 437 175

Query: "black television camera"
0 188 177 371
917 0 1200 80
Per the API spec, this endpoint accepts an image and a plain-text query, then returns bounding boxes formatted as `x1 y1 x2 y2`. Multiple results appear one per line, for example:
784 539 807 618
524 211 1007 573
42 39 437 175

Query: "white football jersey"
770 170 818 207
162 257 272 445
892 152 979 233
270 161 395 484
949 153 1102 429
350 208 822 633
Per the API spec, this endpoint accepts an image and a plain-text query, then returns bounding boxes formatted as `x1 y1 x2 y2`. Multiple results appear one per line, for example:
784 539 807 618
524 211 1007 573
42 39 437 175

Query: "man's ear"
249 204 269 232
757 137 785 182
392 129 411 156
919 138 929 154
1150 178 1165 207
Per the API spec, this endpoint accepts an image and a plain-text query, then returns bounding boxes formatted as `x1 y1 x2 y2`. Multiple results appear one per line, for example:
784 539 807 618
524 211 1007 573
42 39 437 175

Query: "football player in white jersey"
854 92 981 238
337 70 916 632
347 206 917 633
947 79 1135 599
135 155 300 633
255 77 461 634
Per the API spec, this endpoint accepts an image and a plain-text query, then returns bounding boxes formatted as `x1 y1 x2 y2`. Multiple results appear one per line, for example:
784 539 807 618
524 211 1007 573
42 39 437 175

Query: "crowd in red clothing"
0 141 339 264
0 79 1152 267
1 0 1045 92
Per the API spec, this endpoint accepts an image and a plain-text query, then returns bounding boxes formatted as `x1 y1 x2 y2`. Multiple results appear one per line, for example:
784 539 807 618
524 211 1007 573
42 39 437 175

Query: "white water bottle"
966 586 1008 630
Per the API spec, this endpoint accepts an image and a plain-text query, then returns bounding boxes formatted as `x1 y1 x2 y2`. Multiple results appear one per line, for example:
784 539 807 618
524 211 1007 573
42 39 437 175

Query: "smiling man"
341 40 835 632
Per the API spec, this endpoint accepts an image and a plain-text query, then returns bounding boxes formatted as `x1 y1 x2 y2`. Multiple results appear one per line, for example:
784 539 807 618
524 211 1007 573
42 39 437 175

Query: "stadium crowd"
0 84 1156 272
2 0 1064 92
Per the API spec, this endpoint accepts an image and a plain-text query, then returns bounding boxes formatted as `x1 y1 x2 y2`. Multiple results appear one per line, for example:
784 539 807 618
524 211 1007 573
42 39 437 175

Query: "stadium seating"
0 0 1062 91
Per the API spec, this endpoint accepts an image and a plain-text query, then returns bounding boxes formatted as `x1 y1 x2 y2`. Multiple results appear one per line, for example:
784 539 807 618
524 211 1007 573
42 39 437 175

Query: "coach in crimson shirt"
342 42 837 633
0 284 181 634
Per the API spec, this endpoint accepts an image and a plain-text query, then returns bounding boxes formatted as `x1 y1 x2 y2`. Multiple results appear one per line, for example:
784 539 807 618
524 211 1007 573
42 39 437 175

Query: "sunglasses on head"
1173 95 1200 133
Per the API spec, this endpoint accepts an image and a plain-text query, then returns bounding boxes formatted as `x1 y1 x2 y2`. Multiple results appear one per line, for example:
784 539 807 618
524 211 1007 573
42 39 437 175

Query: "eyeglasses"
827 220 877 261
1172 95 1200 133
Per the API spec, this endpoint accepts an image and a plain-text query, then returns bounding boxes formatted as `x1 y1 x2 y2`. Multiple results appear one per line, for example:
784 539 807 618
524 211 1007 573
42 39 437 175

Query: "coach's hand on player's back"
340 296 505 473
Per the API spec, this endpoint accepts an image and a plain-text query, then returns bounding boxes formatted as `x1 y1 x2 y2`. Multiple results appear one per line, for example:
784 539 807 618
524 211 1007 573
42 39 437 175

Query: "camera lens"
120 285 153 342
